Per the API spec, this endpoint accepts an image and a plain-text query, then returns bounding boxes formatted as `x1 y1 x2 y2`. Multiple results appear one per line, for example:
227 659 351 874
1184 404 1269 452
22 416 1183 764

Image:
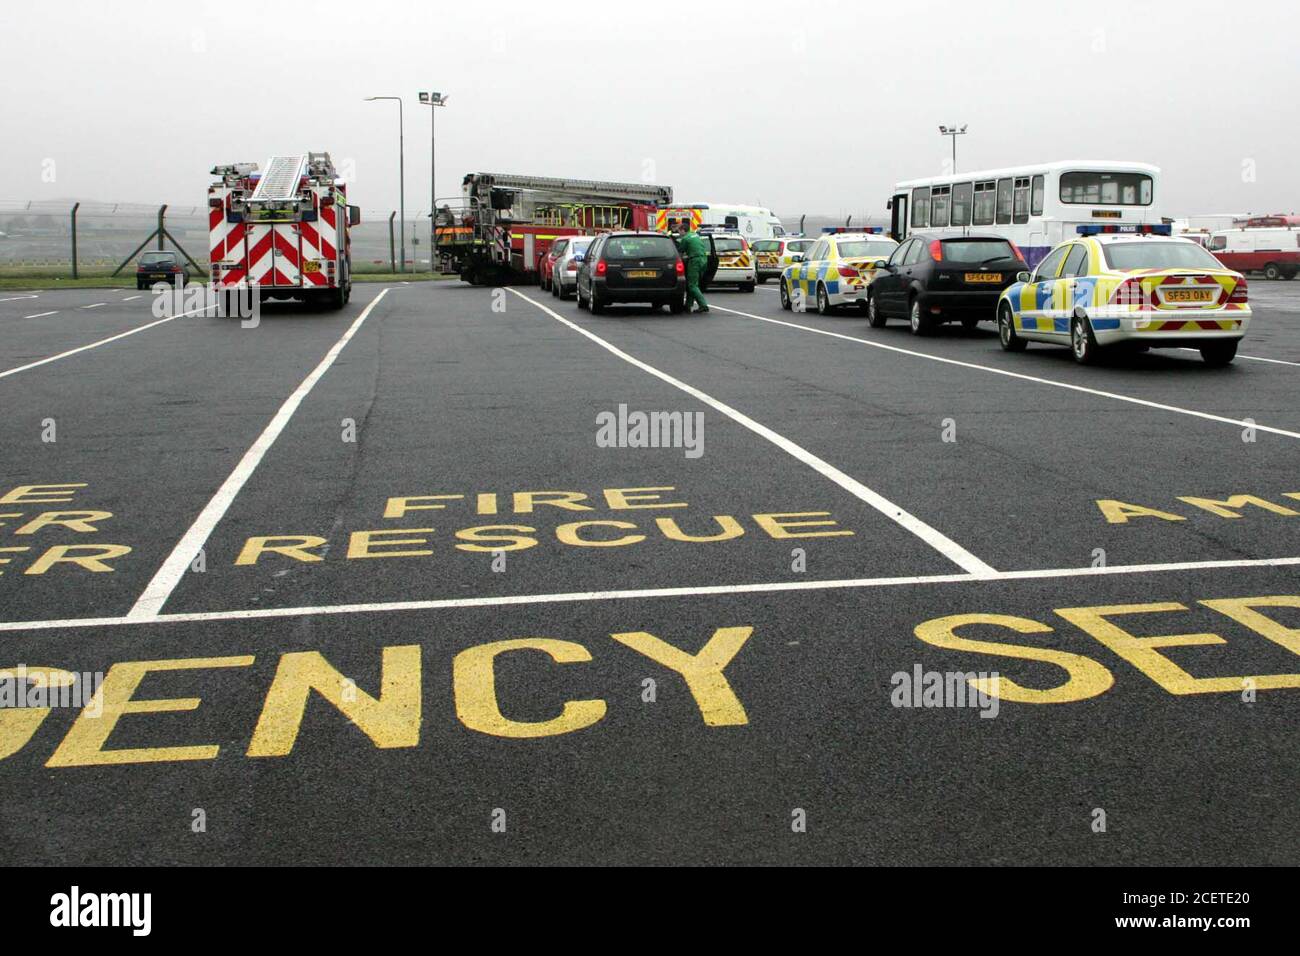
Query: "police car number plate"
1165 288 1213 303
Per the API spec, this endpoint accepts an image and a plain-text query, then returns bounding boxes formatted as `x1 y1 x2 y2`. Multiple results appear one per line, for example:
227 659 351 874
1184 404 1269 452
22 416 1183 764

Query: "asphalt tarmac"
0 279 1296 864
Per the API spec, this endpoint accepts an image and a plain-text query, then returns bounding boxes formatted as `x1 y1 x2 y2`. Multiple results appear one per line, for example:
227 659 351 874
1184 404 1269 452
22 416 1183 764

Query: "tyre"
1070 313 1100 365
757 276 768 284
740 282 755 293
816 283 832 315
328 286 345 310
779 280 792 311
998 303 1027 352
669 293 686 315
866 290 886 328
136 281 145 290
1200 340 1238 366
1283 267 1298 280
908 297 933 336
960 316 980 332
1263 262 1281 280
550 274 559 297
590 286 606 315
577 284 588 310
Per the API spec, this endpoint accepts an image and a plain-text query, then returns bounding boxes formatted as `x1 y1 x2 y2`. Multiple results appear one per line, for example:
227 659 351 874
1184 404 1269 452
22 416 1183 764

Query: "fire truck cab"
208 153 360 308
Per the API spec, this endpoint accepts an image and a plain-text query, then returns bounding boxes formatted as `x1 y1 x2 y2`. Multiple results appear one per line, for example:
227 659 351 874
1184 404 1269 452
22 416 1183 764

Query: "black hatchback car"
864 233 1025 334
576 231 688 314
136 250 190 289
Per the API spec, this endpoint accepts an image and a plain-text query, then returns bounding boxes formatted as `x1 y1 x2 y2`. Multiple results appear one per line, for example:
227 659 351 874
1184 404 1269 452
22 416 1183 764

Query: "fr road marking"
121 295 142 301
80 303 106 309
713 306 1300 441
127 288 391 620
2 554 1299 634
506 288 997 578
22 311 58 319
0 295 39 303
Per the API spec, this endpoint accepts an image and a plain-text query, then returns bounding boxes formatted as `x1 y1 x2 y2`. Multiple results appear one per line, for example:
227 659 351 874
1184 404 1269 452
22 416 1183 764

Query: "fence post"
388 211 397 273
70 202 80 279
157 204 167 250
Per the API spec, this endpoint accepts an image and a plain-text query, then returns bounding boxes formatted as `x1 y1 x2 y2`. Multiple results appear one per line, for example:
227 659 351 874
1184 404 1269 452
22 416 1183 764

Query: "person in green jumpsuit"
674 223 710 313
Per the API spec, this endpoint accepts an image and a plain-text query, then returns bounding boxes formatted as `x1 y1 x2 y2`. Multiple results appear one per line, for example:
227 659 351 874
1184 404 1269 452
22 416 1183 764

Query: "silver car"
551 236 593 299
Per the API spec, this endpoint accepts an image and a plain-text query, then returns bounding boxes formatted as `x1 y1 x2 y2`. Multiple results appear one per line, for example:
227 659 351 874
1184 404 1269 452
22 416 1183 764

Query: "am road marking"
81 303 106 309
23 311 58 319
121 295 142 301
507 288 997 578
0 295 39 303
713 306 1300 441
127 288 391 620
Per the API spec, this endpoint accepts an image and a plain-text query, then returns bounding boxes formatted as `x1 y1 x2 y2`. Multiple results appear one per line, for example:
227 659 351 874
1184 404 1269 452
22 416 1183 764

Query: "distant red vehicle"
1208 228 1300 280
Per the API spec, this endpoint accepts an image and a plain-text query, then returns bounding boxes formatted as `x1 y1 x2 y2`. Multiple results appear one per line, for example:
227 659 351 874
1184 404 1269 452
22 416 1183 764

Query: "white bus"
886 160 1162 268
656 202 784 240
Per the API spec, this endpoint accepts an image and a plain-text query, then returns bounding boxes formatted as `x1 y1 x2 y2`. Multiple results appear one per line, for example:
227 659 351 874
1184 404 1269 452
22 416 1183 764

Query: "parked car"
136 250 190 289
865 233 1025 334
753 236 814 283
699 232 756 292
575 231 688 314
538 239 567 292
1207 227 1299 280
550 236 593 300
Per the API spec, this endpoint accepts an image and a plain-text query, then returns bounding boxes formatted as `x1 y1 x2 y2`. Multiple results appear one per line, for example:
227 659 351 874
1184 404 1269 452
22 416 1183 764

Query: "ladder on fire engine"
252 154 309 201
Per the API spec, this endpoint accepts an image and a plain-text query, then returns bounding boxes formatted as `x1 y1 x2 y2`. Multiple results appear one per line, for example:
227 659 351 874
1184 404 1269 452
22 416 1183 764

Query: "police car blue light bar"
1076 223 1172 236
820 226 883 234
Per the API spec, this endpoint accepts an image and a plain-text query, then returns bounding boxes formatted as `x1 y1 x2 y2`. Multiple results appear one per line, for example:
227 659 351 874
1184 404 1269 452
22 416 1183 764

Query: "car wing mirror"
791 253 804 262
1016 270 1032 283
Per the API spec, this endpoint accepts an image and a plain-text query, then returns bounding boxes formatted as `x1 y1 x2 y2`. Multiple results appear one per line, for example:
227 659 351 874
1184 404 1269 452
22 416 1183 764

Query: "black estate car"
576 231 688 314
865 233 1025 334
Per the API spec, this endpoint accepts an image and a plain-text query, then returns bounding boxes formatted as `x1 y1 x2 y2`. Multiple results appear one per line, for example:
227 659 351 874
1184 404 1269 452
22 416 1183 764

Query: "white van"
1207 227 1300 280
656 203 783 241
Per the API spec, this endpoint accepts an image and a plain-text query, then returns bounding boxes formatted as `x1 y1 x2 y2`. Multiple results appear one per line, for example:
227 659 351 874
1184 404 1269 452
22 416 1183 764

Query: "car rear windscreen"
604 236 678 259
1103 241 1223 271
940 239 1019 264
712 238 744 253
838 240 896 258
752 241 779 252
141 252 176 263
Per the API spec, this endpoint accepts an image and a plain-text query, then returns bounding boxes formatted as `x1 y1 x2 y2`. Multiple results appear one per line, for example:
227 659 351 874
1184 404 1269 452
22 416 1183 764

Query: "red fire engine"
208 153 360 308
436 172 673 285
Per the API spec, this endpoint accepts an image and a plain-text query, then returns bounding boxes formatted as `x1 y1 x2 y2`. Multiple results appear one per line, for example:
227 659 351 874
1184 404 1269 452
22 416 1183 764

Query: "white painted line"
3 553 1299 635
0 295 39 303
1177 347 1300 369
22 311 58 319
121 295 142 301
81 302 106 309
126 288 392 620
507 288 997 577
0 307 204 381
713 306 1300 441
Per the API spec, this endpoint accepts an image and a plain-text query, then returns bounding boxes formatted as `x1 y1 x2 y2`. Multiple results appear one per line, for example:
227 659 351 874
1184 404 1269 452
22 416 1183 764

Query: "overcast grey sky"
2 0 1296 220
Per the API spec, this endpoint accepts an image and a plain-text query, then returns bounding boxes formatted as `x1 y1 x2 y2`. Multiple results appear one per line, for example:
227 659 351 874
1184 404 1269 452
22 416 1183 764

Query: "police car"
700 228 757 292
779 230 898 314
752 236 814 283
996 225 1251 365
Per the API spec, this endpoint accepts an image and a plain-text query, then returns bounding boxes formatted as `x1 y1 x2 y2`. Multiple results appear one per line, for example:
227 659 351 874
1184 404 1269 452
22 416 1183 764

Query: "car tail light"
1008 241 1025 263
929 240 943 261
1228 277 1248 305
566 260 579 271
675 259 685 275
1109 277 1145 307
595 260 607 277
838 265 859 278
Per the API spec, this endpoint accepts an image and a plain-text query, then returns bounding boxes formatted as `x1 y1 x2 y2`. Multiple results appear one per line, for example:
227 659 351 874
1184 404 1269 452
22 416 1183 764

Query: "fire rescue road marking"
81 303 106 309
713 306 1300 441
1 555 1299 635
0 307 209 382
505 288 998 578
121 295 142 301
126 288 392 621
0 295 39 303
23 311 58 319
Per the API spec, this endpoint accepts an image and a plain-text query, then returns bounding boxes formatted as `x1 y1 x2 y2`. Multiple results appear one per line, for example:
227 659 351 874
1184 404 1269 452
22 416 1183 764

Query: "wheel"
816 283 832 315
550 273 559 297
1283 268 1298 280
740 282 755 293
136 281 146 290
779 280 792 311
1200 340 1238 366
1070 313 1100 365
908 297 933 336
589 286 606 315
1263 262 1281 280
669 293 686 315
576 284 588 310
961 316 979 331
757 276 768 284
326 285 345 310
998 303 1026 352
866 290 886 328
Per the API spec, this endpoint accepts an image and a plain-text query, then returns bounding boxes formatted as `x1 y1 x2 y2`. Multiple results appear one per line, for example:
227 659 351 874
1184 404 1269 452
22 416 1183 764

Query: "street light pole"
419 91 449 273
366 96 406 273
939 124 968 174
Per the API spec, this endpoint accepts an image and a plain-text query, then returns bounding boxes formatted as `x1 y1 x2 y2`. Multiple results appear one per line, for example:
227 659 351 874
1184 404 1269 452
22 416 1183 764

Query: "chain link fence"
0 200 438 275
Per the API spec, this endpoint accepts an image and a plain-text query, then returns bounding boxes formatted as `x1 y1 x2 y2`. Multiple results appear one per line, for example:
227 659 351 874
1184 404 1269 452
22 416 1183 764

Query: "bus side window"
995 179 1013 225
1031 175 1045 217
911 187 930 228
931 186 951 228
972 181 996 226
1012 177 1030 225
951 183 972 227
